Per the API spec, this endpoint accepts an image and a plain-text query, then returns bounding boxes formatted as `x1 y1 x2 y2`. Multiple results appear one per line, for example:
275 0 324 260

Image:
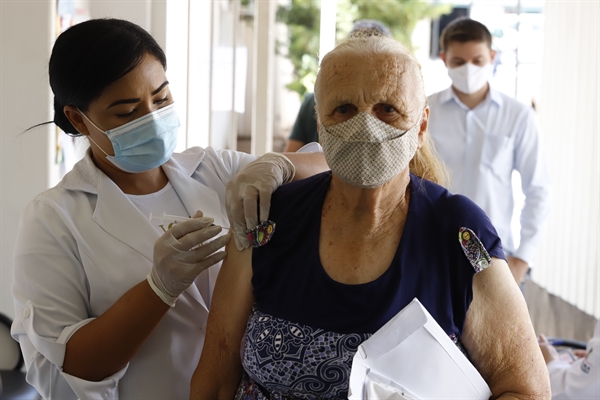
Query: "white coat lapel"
163 155 228 312
163 166 226 228
93 173 159 263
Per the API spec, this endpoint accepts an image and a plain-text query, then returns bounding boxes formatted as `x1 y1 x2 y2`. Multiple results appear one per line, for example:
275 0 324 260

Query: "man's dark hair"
440 17 492 53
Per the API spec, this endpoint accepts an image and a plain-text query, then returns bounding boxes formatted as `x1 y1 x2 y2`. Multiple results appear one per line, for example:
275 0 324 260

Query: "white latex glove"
226 152 295 250
148 211 231 307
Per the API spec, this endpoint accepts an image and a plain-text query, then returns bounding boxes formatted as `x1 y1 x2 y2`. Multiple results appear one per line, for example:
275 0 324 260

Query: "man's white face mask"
448 63 493 94
318 112 420 189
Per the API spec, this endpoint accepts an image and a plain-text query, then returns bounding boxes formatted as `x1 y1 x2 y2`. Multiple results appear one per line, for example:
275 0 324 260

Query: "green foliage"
277 0 321 98
344 0 451 50
277 0 452 97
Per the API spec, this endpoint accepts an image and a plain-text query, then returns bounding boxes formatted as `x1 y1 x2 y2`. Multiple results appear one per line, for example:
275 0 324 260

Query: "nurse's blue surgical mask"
79 103 180 173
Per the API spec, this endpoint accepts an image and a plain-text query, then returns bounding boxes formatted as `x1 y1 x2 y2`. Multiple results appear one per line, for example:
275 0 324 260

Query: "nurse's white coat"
11 146 255 399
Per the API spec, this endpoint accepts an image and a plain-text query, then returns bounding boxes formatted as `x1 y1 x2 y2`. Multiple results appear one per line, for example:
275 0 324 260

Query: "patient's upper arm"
461 257 550 399
190 241 254 399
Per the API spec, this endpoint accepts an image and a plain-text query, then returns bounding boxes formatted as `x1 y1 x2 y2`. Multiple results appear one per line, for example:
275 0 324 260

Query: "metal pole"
319 0 337 66
515 0 521 98
230 0 239 151
251 0 275 155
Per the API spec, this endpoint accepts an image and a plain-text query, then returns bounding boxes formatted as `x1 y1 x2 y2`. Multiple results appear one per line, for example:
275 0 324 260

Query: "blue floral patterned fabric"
240 308 370 399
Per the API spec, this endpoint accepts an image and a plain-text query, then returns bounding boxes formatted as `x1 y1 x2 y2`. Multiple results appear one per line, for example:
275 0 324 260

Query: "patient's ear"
315 107 321 137
417 107 429 148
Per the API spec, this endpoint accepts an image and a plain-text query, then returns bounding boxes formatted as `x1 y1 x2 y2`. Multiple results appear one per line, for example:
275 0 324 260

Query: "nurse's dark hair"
46 18 166 136
439 17 492 53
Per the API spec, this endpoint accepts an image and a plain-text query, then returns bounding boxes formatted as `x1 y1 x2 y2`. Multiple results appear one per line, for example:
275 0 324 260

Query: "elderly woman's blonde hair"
314 33 449 187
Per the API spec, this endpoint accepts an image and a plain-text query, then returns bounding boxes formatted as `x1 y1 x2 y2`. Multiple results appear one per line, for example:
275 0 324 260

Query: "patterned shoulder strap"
458 227 492 273
247 220 276 248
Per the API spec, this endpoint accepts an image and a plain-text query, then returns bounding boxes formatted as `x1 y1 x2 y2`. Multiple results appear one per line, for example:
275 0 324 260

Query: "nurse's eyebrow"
151 81 169 95
106 81 170 109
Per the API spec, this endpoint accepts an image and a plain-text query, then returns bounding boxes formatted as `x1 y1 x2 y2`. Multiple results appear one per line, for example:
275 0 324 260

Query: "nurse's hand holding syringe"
149 212 230 233
147 210 231 307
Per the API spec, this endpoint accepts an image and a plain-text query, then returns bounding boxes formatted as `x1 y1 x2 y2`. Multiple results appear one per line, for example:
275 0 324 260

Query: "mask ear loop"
86 135 111 158
76 108 111 157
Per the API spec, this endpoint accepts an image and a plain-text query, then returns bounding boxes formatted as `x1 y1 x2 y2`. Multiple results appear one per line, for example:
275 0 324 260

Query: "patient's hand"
507 256 528 284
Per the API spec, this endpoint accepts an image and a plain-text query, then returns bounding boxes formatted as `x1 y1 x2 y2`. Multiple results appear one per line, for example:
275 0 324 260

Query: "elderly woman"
190 33 550 399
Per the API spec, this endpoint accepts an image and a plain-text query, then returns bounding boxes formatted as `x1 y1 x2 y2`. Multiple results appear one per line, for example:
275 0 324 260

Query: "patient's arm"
461 257 551 400
189 242 254 400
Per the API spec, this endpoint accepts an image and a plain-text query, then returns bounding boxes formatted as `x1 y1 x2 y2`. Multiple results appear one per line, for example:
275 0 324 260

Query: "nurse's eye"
155 96 170 105
116 110 136 118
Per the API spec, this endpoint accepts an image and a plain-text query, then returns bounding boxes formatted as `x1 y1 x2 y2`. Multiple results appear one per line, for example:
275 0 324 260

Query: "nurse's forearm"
62 280 170 382
284 152 329 181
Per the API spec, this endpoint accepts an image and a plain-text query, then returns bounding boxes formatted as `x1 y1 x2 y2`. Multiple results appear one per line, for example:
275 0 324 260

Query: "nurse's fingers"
225 194 251 251
191 210 204 218
169 216 214 240
177 225 224 251
242 185 259 230
176 233 231 264
190 250 228 274
258 186 272 224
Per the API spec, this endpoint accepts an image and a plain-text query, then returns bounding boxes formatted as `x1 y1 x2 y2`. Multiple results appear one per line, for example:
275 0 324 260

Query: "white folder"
348 298 492 400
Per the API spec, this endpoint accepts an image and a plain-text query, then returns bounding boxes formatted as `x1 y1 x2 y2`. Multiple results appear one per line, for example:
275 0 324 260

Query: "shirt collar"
58 147 205 194
488 86 503 106
438 86 456 104
440 84 503 109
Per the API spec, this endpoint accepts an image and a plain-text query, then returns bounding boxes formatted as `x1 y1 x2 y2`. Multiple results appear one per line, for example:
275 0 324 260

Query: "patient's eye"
372 103 402 125
332 104 358 122
335 105 351 114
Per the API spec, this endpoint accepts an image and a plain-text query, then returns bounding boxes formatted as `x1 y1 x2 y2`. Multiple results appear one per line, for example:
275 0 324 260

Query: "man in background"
428 18 551 283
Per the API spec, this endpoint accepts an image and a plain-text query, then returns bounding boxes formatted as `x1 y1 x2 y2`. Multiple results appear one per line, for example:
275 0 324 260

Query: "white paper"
364 370 420 400
348 298 492 400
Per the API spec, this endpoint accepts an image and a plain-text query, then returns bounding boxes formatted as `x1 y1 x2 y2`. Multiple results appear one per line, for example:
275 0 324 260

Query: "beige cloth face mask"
319 112 420 188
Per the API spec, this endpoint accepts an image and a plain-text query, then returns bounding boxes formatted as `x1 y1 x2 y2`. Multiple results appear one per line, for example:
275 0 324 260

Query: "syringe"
148 212 229 230
149 212 193 225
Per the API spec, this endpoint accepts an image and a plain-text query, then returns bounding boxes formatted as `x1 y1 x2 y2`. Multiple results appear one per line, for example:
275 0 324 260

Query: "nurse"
11 18 324 399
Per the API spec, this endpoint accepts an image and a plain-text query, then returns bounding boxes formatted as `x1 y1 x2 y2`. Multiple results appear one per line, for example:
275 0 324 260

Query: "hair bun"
347 28 388 40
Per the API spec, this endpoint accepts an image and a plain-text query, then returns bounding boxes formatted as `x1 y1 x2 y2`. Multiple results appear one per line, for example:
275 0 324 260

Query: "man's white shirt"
427 85 551 264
